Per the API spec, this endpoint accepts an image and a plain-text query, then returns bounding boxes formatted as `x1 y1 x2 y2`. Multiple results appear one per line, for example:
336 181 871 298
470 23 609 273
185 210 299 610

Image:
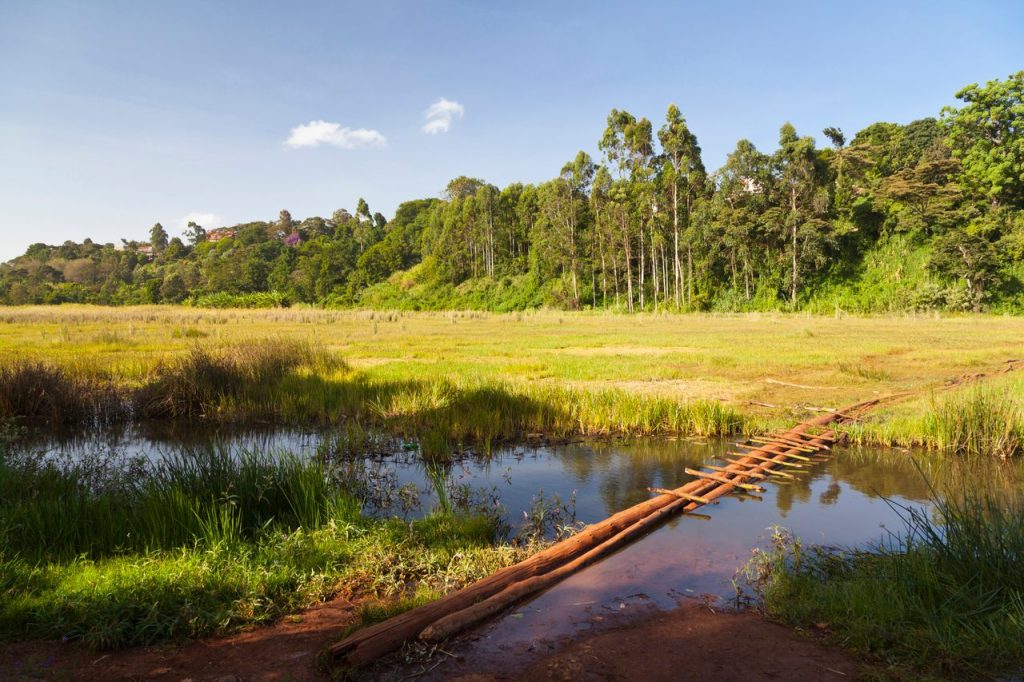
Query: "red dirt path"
1 599 860 681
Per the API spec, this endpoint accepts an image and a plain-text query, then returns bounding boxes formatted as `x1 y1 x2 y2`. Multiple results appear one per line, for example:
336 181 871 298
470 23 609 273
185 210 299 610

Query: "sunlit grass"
747 474 1024 678
3 305 1024 442
0 436 532 649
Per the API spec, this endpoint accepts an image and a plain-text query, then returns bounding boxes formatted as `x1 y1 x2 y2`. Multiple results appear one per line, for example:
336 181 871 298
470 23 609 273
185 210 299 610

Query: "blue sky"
1 1 1021 261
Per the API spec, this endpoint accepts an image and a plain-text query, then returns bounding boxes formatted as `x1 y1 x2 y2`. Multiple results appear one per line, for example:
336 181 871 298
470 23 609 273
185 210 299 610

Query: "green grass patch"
746 474 1024 678
0 433 532 649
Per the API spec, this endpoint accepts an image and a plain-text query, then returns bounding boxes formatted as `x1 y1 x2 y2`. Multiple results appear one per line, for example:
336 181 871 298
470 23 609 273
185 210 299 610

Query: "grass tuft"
747 472 1024 678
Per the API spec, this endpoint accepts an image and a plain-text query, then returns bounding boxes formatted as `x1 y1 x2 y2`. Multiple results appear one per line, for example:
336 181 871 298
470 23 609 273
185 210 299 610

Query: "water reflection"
26 425 1023 527
23 425 1024 649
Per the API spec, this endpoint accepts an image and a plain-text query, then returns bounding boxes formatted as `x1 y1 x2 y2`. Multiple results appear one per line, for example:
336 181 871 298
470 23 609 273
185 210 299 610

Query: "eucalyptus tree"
149 223 169 252
474 183 500 278
183 221 206 246
716 139 772 300
590 165 616 307
600 109 655 310
658 104 705 307
773 124 831 304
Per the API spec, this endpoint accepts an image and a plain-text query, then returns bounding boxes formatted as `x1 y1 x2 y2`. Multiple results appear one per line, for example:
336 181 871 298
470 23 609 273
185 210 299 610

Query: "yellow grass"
3 307 1021 407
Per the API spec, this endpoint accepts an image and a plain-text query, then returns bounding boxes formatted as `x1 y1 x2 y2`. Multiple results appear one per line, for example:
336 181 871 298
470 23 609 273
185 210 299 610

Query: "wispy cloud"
177 212 222 232
285 120 387 149
422 98 464 134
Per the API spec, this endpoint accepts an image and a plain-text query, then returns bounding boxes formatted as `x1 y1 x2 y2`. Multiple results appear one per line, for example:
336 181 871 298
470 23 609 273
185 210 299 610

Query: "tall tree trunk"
639 227 645 310
672 182 681 308
650 223 658 309
621 213 633 313
600 232 608 308
687 244 693 306
790 186 798 305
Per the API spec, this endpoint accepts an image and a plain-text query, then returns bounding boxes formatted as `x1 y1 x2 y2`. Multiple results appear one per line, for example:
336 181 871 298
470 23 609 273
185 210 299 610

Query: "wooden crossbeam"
774 430 835 443
684 467 765 492
750 436 818 453
727 452 808 467
702 463 766 480
734 443 813 461
722 457 799 479
647 487 711 505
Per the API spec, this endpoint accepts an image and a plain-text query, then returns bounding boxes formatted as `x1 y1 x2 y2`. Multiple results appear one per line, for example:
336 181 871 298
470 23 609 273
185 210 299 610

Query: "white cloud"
422 97 464 134
285 120 387 149
177 212 222 232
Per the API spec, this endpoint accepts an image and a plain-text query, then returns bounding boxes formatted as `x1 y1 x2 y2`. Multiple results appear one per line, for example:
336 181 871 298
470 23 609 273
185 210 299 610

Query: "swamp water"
25 424 1013 656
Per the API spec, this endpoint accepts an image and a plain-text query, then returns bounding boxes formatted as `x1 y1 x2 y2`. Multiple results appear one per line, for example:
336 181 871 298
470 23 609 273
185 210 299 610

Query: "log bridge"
329 398 881 668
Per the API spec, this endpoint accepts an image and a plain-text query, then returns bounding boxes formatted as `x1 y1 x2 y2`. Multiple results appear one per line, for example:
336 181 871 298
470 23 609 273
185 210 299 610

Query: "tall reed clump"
925 386 1023 458
359 377 746 446
747 476 1024 678
0 445 360 561
135 339 346 420
0 360 122 425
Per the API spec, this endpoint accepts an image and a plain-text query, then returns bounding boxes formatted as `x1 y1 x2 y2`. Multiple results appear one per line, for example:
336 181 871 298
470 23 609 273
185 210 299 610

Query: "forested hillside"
3 72 1022 312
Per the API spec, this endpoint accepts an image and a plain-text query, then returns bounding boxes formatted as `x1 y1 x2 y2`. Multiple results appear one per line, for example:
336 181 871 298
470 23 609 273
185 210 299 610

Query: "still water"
28 424 984 647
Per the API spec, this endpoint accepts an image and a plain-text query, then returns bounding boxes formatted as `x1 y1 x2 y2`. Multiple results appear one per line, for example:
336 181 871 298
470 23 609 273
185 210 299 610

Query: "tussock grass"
845 384 1024 458
0 361 120 425
747 474 1024 678
925 387 1022 458
3 336 746 441
136 339 345 419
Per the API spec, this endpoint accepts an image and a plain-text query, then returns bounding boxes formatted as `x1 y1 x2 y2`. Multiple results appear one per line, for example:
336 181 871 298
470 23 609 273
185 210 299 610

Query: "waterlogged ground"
32 426 951 608
23 426 1023 679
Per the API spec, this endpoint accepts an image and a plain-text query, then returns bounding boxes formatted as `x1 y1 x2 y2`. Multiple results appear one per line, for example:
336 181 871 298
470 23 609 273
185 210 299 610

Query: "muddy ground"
0 598 861 681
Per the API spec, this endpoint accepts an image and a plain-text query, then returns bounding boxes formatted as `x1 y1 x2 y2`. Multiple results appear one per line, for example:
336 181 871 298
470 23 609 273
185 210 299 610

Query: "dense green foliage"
3 72 1022 312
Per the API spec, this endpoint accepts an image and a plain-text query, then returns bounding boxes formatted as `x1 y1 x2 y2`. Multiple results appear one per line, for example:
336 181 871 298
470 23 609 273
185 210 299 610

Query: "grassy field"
3 305 1024 667
2 305 1023 441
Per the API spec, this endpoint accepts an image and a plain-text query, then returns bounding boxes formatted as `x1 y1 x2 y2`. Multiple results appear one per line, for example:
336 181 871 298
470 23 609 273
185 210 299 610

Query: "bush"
188 291 291 309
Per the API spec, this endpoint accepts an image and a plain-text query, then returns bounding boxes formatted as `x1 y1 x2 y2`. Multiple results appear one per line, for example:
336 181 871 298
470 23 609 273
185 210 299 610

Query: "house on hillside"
206 227 237 243
136 244 154 258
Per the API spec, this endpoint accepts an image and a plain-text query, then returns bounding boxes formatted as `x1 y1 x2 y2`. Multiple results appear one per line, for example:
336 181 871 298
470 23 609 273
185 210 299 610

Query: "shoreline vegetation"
747 478 1024 679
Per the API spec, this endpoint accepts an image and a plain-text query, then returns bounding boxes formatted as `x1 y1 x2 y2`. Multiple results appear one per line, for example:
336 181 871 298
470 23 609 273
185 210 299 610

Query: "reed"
0 361 121 425
925 387 1022 458
844 385 1024 458
747 473 1024 678
0 444 361 560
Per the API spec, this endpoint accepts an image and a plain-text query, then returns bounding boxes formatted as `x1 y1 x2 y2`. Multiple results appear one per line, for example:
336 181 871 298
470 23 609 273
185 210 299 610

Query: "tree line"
2 71 1022 312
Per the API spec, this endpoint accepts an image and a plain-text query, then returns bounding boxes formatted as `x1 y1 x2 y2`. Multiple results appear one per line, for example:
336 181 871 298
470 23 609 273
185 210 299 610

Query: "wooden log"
421 490 701 641
647 487 711 504
330 401 880 666
684 467 765 492
330 470 727 664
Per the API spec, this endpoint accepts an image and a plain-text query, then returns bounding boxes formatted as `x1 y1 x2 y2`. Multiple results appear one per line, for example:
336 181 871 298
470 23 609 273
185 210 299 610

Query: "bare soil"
0 596 358 681
1 600 861 681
